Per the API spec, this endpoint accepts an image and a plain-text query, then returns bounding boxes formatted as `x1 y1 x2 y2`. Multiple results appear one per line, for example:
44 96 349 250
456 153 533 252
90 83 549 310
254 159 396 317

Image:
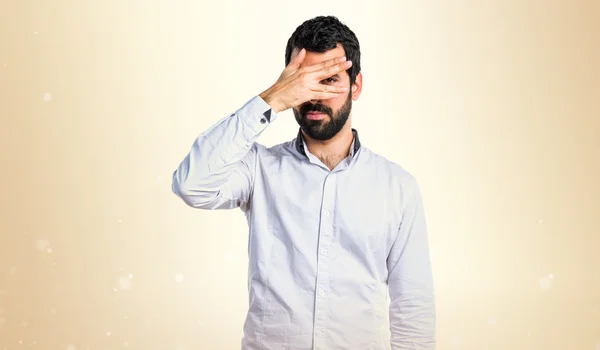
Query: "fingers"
308 82 349 101
310 82 349 94
314 60 352 80
302 55 348 74
312 91 343 100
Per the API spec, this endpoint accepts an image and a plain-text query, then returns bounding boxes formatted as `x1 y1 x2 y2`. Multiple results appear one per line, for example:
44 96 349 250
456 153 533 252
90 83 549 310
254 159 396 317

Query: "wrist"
259 90 284 114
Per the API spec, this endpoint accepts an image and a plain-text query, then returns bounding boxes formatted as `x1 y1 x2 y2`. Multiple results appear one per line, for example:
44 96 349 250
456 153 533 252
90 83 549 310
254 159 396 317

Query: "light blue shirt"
172 95 436 349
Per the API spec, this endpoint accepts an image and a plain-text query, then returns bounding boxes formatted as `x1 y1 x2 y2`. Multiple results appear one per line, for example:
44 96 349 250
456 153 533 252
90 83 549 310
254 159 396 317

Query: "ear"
351 72 363 101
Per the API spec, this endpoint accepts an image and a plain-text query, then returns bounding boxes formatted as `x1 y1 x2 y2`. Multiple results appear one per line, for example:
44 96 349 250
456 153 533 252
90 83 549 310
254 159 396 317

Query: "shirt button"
320 249 327 255
318 290 325 296
324 211 330 217
260 118 266 124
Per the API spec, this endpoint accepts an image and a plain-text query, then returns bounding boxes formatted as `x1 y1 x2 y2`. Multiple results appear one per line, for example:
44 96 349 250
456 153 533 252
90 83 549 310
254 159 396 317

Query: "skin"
260 44 363 170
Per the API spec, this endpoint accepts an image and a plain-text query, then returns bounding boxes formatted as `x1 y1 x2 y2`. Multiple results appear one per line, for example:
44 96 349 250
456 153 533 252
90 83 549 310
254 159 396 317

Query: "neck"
302 122 354 161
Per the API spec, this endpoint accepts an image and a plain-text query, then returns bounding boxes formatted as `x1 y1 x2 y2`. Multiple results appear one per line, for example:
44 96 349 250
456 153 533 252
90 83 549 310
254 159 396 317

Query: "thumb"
289 48 306 69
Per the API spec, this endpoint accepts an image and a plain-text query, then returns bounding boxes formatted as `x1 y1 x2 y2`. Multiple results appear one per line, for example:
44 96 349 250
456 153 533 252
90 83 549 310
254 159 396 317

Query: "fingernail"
345 61 352 67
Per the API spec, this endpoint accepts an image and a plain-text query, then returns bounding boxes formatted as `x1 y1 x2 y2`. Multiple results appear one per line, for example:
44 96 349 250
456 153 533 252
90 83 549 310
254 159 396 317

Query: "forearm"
387 175 436 349
389 284 436 349
171 95 276 208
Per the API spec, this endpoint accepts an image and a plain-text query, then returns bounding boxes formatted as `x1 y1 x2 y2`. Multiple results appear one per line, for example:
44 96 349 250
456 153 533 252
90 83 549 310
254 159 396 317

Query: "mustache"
300 104 331 116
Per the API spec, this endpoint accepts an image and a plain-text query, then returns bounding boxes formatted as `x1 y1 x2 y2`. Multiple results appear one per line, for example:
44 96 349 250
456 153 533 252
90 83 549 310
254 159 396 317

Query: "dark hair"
285 16 361 86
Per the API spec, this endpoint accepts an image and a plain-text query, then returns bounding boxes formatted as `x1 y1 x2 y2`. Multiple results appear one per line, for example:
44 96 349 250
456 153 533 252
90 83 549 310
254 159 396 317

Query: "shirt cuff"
236 95 280 134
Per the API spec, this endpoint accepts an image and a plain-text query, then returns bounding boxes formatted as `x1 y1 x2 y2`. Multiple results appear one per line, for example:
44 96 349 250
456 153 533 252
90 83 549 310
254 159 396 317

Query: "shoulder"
360 147 419 185
359 146 423 212
251 138 303 160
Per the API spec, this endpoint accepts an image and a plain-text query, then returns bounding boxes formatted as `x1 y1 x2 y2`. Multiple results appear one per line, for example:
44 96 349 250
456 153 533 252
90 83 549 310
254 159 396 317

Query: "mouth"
306 112 328 120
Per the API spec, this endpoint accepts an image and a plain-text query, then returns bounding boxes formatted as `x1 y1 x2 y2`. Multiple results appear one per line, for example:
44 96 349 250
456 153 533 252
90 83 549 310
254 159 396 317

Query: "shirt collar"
294 128 362 159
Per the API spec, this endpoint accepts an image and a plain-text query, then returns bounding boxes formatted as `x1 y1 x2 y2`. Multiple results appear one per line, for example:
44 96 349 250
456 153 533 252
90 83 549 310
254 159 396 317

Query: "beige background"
1 0 599 349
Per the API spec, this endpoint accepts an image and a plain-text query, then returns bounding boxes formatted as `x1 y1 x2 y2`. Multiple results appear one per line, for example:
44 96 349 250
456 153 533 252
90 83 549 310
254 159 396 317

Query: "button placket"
313 174 336 347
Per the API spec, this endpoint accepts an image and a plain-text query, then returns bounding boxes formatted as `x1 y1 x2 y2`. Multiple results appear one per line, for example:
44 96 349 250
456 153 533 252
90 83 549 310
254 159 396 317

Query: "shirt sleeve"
387 175 436 349
171 95 278 211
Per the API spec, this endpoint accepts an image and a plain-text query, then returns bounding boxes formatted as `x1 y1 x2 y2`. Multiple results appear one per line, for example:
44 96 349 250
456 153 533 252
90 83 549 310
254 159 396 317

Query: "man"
172 15 435 350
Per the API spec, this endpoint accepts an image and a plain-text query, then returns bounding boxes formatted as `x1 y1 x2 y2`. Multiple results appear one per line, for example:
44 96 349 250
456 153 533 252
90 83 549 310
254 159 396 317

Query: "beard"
293 91 352 141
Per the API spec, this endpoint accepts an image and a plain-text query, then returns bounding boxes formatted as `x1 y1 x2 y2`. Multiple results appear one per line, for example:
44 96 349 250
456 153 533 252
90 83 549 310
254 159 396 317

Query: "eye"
324 77 337 83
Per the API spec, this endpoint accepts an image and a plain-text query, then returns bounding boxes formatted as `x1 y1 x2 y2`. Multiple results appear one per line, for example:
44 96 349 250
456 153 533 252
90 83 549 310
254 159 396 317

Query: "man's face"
291 44 354 141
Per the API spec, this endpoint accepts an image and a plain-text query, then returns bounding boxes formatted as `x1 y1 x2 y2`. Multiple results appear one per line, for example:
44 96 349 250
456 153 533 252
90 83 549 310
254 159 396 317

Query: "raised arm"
172 48 353 210
387 175 436 349
171 96 276 210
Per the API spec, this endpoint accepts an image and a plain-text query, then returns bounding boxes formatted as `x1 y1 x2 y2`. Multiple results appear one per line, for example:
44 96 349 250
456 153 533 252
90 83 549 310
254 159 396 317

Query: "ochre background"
1 0 599 349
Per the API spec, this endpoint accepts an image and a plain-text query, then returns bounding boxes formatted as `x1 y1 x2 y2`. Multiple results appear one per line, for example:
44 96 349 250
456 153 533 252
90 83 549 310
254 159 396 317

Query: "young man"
172 15 436 350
